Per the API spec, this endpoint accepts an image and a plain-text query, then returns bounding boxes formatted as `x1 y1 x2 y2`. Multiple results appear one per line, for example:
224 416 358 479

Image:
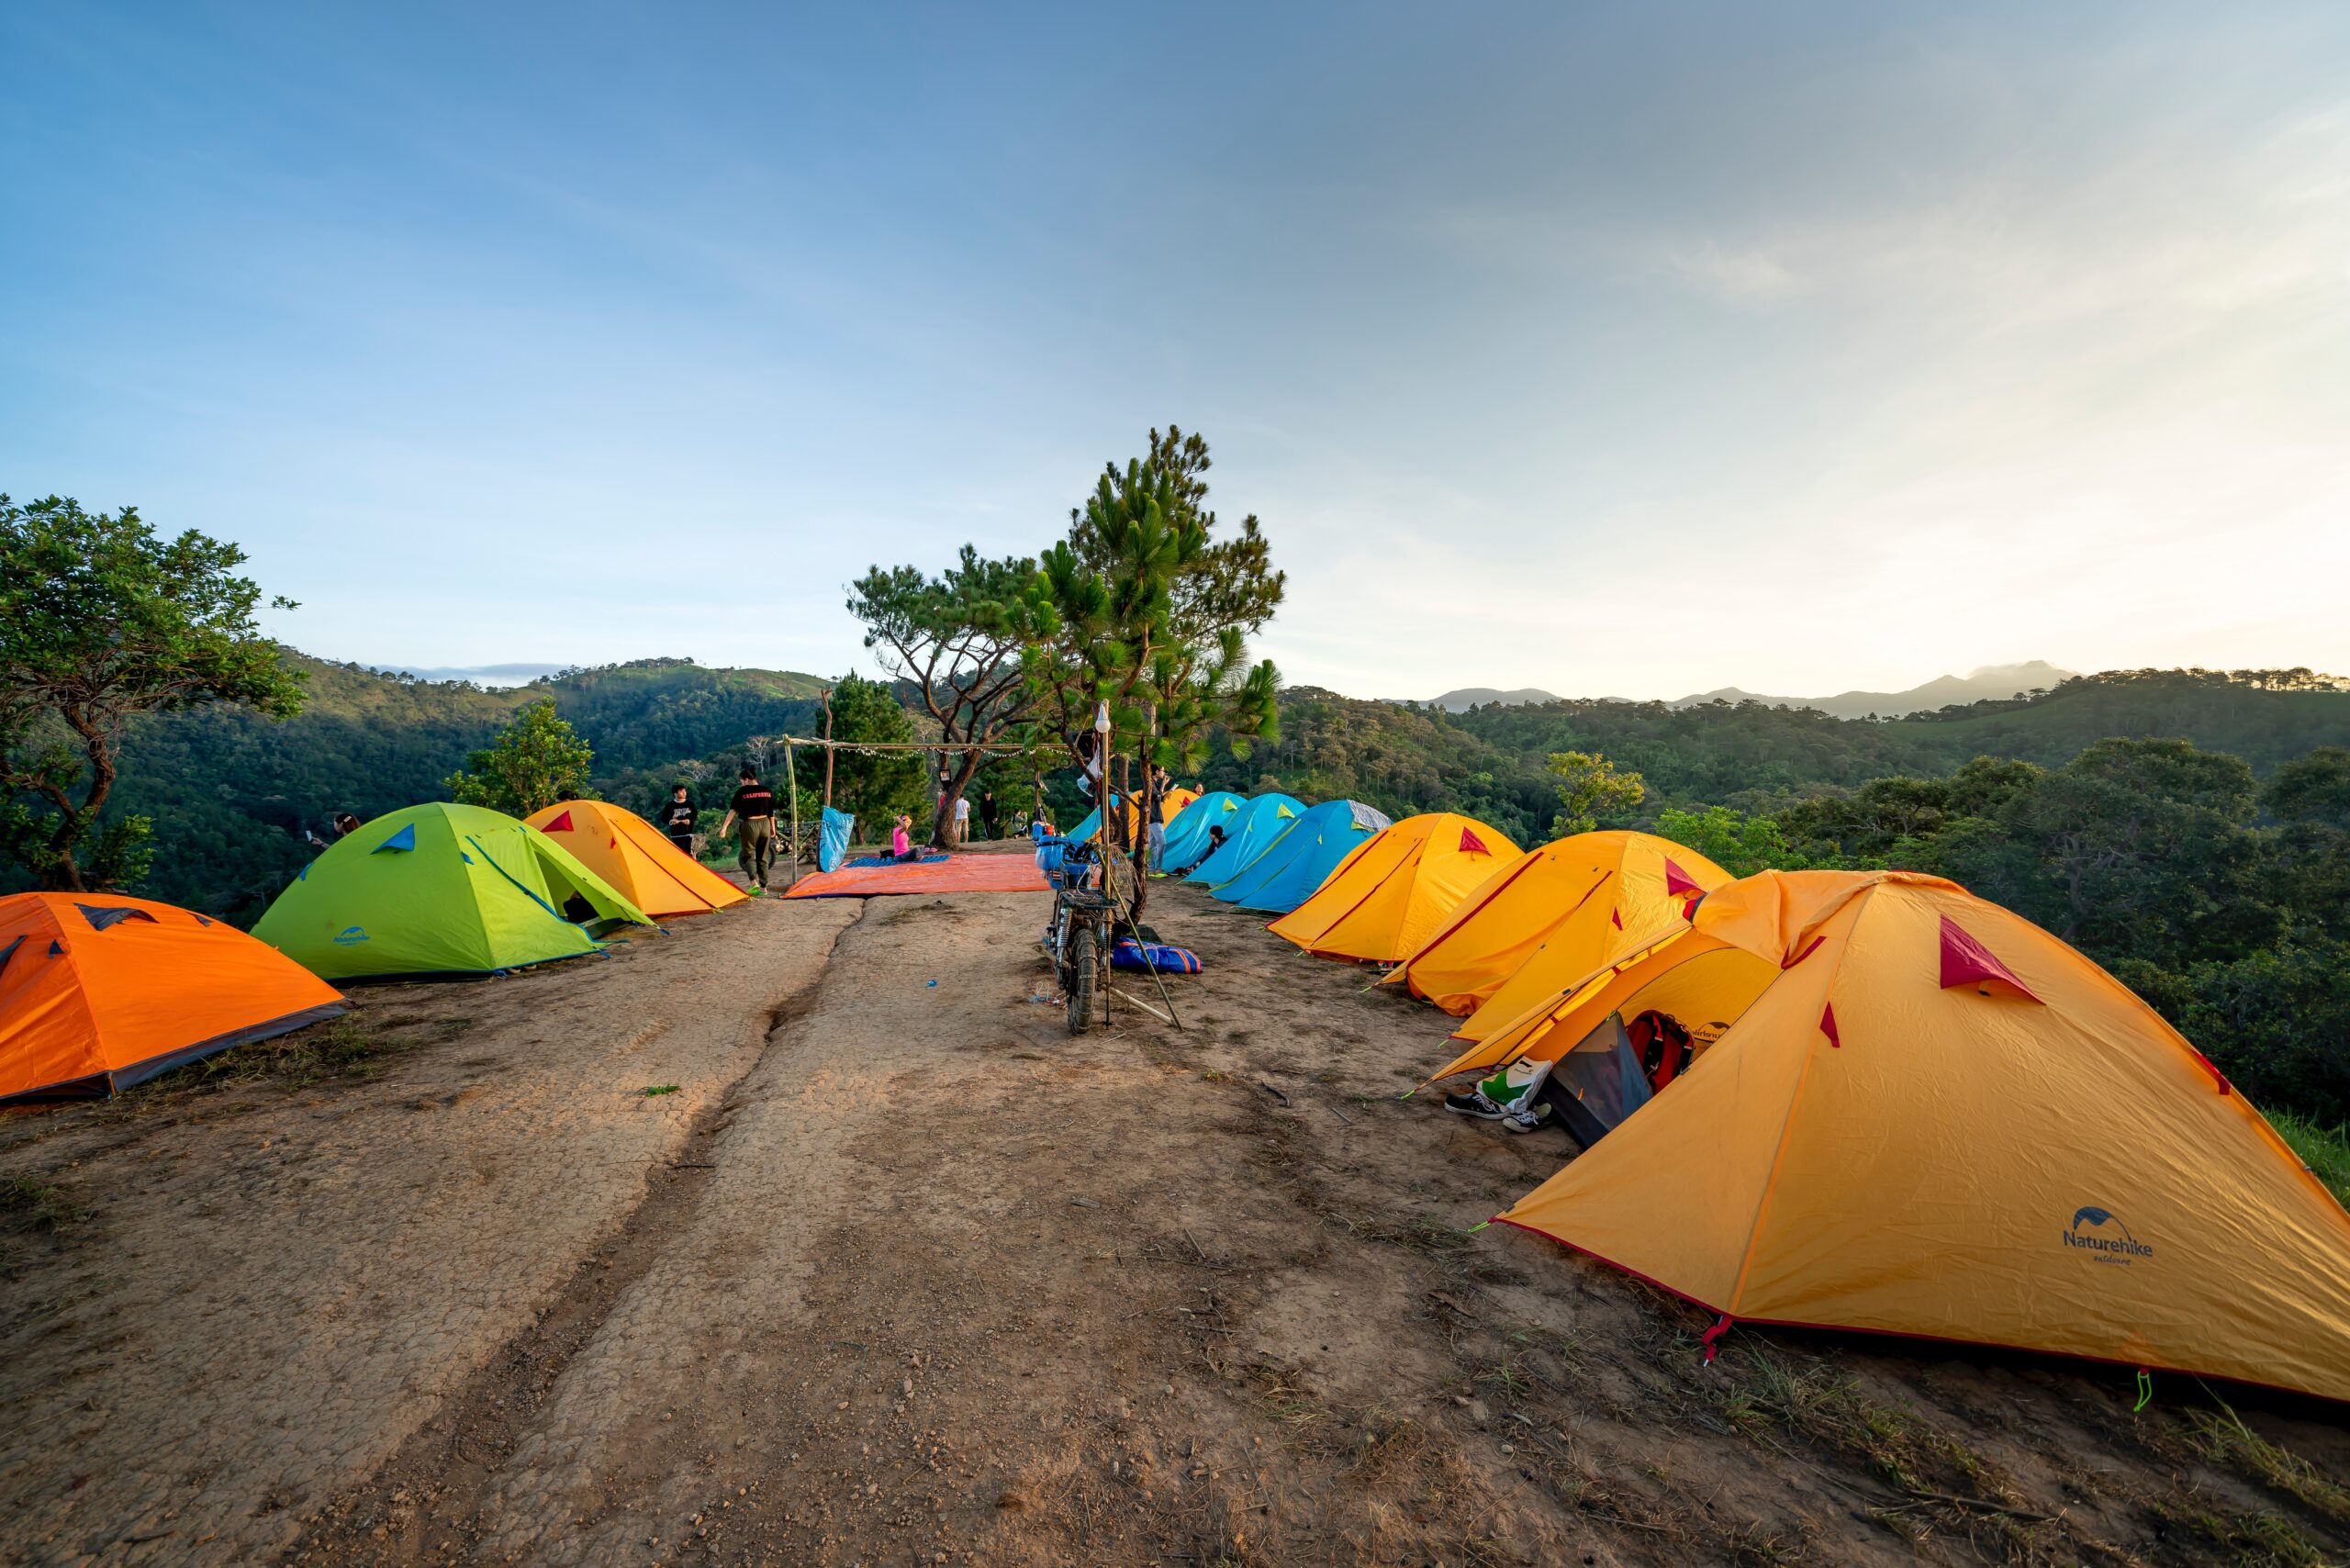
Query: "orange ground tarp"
1 891 347 1103
782 852 1048 898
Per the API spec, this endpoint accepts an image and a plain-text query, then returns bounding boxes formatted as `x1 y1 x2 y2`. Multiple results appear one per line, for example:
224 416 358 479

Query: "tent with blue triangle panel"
1212 800 1393 913
1184 793 1304 887
1163 790 1245 868
252 802 655 980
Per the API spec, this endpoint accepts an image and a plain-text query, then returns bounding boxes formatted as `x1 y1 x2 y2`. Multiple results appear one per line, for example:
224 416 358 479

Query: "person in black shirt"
719 767 780 890
656 784 698 857
978 788 1000 841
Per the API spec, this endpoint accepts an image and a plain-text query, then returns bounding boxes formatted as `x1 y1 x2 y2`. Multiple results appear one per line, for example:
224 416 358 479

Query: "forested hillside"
100 655 829 920
1191 668 2350 846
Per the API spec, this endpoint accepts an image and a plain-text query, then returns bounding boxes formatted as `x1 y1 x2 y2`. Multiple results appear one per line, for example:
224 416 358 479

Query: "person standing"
1146 765 1172 871
718 766 779 890
657 783 698 857
952 791 971 847
979 788 1001 841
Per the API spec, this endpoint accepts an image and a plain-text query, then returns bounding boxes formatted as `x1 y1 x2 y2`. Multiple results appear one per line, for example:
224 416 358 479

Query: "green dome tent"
252 802 655 980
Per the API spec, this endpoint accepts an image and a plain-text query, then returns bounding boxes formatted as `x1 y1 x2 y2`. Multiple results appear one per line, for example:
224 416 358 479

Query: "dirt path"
6 873 2349 1566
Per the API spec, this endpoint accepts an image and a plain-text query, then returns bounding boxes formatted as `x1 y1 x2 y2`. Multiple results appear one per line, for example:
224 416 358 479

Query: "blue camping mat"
1113 938 1203 974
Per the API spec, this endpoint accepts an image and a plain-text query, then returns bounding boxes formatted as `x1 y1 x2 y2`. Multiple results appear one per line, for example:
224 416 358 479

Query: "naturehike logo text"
2063 1205 2152 1264
332 925 370 945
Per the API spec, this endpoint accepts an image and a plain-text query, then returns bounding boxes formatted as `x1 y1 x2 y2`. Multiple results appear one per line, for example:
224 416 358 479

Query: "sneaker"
1445 1091 1507 1120
1503 1103 1553 1134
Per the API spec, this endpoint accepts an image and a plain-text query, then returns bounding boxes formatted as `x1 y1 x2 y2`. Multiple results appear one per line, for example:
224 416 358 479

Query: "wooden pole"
785 738 800 889
821 688 835 810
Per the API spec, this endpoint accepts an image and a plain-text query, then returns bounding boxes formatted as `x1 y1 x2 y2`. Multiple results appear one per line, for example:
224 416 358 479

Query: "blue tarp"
818 807 855 873
1213 799 1393 913
1183 793 1304 887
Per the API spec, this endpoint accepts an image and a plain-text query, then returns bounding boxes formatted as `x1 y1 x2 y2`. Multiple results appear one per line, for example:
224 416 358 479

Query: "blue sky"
5 3 2346 698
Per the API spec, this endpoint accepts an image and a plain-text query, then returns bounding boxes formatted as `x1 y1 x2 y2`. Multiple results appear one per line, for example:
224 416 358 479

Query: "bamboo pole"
821 688 835 810
785 738 800 889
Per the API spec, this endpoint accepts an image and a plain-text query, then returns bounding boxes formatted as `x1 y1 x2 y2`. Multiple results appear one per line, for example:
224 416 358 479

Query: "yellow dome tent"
1491 870 2350 1404
525 801 749 919
1270 813 1519 963
1392 832 1730 1027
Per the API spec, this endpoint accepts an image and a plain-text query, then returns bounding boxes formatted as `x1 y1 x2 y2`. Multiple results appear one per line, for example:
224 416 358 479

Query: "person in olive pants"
718 766 779 889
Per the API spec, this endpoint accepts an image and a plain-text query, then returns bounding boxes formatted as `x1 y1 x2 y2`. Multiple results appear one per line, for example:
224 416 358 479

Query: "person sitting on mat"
1170 823 1226 876
889 814 923 861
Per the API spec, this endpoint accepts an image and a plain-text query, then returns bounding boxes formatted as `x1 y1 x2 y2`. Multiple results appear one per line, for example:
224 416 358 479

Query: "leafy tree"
1930 737 2276 969
1654 805 1816 879
849 549 1055 847
445 699 595 817
2267 746 2350 828
790 674 924 837
1024 428 1282 912
1779 756 2044 865
1546 750 1644 836
2116 944 2350 1127
0 493 306 890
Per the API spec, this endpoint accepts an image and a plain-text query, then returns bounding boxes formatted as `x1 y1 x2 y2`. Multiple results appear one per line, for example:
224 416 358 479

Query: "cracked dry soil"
6 864 2350 1567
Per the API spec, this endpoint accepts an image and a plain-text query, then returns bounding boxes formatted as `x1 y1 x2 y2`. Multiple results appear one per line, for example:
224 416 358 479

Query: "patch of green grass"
1 1171 90 1282
2 1173 74 1232
1710 1344 2009 1501
2270 1110 2350 1209
2157 1499 2330 1567
106 1013 464 1106
2185 1394 2350 1523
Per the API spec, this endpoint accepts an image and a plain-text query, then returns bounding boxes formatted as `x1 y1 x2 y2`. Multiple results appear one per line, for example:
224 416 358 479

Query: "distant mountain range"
1421 662 2077 719
1423 686 1566 711
1669 662 2078 720
378 662 571 687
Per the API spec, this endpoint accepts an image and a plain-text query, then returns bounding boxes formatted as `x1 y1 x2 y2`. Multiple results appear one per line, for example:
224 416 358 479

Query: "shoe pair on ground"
1445 1089 1550 1134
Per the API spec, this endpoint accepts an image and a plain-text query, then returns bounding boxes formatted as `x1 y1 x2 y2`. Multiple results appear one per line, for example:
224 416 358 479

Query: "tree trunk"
39 713 113 892
931 745 988 850
1128 705 1158 921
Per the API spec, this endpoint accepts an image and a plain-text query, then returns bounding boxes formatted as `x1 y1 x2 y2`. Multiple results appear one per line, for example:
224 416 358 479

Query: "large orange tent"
1391 832 1729 1026
1492 870 2350 1404
1 892 347 1104
1270 813 1519 963
524 801 748 918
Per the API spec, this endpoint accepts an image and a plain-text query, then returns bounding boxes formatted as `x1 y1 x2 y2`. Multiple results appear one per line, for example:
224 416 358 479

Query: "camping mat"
782 854 1048 898
844 853 952 868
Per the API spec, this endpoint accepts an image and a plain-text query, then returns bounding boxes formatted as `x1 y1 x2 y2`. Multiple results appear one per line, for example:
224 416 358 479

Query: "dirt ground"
6 846 2350 1567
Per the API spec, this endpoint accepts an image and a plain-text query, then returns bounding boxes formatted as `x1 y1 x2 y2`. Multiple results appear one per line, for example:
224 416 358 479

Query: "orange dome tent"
1270 813 1519 963
1490 870 2350 1404
525 801 748 918
1 892 347 1104
1389 832 1730 1025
